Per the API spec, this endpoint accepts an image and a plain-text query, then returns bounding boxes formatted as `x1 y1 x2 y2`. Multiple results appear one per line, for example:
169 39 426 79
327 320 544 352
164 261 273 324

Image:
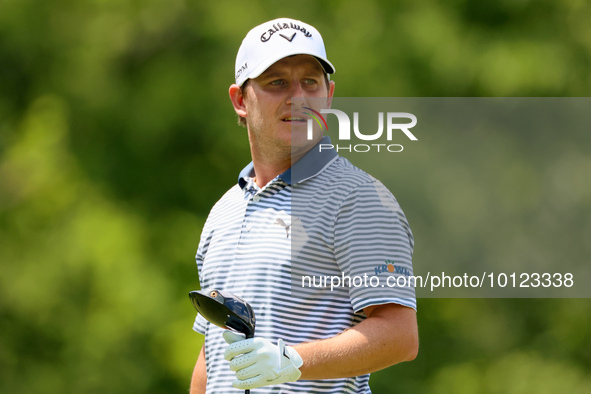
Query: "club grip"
245 331 253 394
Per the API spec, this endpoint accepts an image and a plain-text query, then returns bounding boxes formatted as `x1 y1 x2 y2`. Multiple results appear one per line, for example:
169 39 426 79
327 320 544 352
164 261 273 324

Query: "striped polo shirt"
193 136 415 394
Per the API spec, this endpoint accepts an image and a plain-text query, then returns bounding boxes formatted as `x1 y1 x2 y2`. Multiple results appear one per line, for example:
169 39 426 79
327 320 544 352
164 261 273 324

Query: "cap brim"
238 52 335 86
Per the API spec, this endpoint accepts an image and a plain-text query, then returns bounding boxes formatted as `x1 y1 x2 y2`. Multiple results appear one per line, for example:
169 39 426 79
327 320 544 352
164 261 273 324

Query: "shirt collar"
238 162 255 189
238 136 337 189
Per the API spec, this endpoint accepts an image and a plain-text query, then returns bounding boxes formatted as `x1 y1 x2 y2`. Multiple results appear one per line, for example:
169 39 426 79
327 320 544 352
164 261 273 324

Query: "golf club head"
189 289 256 338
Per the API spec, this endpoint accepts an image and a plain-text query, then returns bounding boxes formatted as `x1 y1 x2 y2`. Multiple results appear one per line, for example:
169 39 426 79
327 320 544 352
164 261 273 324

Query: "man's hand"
223 331 303 390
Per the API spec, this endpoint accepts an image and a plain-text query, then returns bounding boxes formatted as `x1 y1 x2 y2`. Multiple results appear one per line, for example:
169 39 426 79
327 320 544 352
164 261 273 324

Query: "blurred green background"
1 1 590 393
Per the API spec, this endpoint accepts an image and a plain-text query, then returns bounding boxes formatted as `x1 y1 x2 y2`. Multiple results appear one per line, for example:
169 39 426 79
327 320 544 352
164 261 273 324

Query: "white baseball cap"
234 18 335 86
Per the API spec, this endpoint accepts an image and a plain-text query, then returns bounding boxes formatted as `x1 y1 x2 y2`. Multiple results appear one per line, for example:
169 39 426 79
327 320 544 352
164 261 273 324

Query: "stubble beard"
247 126 292 165
247 120 322 166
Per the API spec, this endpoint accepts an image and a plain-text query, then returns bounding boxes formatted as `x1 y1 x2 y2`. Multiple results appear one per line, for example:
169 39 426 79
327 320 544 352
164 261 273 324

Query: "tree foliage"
1 1 590 393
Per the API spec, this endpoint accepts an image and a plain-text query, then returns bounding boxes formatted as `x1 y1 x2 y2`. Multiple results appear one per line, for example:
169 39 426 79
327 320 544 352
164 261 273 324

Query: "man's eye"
304 79 318 85
270 80 284 86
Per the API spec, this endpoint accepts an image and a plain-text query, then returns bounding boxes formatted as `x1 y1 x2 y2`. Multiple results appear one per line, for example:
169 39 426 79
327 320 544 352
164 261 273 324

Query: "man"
191 18 418 393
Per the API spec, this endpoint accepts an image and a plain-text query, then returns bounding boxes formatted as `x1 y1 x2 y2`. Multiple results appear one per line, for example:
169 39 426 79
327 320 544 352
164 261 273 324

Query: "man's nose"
286 82 307 106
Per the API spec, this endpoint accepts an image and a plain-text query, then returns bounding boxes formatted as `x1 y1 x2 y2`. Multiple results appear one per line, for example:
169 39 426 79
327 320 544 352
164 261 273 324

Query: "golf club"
189 288 256 394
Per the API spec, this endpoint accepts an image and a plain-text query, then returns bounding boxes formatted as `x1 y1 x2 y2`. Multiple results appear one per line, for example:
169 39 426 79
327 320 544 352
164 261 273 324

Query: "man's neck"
251 159 290 188
250 146 314 188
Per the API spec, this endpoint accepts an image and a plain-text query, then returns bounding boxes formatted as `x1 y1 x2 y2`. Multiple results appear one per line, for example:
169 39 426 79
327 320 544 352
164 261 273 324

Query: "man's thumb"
223 330 246 344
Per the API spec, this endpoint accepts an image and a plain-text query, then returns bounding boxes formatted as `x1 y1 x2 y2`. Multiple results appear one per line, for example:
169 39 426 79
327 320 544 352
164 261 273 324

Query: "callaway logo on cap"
234 18 336 86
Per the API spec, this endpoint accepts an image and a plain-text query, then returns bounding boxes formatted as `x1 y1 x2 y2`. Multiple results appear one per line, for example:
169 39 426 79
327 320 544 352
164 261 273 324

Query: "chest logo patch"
274 218 300 238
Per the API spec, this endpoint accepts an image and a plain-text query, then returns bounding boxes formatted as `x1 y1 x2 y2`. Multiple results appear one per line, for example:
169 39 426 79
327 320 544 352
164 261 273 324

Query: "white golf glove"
223 330 304 390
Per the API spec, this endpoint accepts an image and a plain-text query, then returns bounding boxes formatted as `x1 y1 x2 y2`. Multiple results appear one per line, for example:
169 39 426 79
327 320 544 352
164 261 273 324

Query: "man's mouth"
282 116 306 122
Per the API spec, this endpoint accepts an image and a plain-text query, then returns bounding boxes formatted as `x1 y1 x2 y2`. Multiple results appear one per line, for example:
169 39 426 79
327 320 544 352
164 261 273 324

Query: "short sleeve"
192 220 211 335
193 313 207 334
334 179 416 312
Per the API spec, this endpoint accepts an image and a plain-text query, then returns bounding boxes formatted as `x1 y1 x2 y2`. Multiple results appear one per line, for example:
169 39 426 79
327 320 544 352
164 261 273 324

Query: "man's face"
240 54 335 161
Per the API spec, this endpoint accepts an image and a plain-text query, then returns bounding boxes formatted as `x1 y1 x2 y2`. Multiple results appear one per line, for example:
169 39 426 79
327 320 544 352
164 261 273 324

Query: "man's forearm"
295 303 418 380
190 346 207 394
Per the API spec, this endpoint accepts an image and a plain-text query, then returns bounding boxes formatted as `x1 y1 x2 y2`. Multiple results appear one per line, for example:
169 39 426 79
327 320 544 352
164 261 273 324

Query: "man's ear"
229 84 247 118
326 80 335 108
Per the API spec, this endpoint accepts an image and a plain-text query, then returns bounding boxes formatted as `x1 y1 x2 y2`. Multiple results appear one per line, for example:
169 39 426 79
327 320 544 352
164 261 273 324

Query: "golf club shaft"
244 332 254 394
